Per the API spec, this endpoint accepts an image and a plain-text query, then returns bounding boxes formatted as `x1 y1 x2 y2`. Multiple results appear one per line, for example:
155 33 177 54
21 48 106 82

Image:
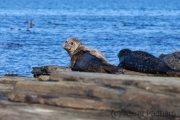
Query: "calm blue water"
0 0 180 77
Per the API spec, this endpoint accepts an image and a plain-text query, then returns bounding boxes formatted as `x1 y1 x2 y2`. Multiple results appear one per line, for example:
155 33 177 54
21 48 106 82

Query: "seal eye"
65 41 67 43
70 42 73 45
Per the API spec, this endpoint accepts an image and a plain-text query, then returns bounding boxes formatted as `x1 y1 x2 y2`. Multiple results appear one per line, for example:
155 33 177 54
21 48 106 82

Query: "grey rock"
12 81 123 100
159 51 180 71
0 99 111 120
32 65 71 77
1 71 180 120
38 75 50 81
50 71 180 94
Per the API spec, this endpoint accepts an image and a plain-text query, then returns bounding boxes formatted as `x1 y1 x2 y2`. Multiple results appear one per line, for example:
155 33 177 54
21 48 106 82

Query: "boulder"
1 69 180 120
31 65 71 77
159 51 180 71
0 99 111 120
6 71 180 120
38 75 50 81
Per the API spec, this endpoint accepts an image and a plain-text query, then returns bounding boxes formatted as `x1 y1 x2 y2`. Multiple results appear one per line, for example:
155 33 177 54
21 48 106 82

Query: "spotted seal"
117 49 180 76
63 38 124 74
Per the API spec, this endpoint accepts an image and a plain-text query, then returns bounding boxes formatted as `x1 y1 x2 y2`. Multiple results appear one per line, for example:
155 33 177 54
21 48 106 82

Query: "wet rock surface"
0 67 180 120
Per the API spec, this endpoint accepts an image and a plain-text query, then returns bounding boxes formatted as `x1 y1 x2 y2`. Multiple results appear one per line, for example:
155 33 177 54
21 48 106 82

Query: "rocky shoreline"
0 66 180 120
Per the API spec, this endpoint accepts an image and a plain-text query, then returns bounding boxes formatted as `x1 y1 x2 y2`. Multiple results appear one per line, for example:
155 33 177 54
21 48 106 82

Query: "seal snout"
62 44 66 49
62 40 68 49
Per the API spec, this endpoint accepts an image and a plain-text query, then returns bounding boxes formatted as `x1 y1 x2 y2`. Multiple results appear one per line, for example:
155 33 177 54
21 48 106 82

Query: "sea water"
0 0 180 77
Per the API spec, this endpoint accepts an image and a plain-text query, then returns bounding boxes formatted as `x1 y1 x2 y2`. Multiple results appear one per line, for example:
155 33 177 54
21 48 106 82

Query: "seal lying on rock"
159 51 180 71
63 38 124 74
117 49 180 76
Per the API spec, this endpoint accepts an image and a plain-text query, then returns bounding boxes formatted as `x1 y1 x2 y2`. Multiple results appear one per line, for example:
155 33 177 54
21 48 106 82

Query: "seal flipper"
100 64 125 74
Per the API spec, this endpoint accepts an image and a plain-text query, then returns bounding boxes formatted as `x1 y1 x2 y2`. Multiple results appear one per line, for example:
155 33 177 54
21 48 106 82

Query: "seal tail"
101 64 125 74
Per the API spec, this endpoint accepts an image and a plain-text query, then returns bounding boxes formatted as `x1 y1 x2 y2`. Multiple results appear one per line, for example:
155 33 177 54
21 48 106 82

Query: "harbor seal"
117 49 180 76
62 38 124 74
159 51 180 71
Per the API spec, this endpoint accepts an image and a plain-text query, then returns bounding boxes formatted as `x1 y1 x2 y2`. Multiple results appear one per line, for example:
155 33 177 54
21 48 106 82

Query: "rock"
0 76 38 101
124 69 155 76
159 51 180 71
12 81 123 100
0 84 13 97
0 76 113 120
7 71 180 119
31 65 71 77
0 99 112 120
8 93 116 110
50 71 180 94
41 65 71 73
1 71 180 119
0 76 37 84
4 74 18 77
38 75 50 81
8 82 180 118
32 65 156 78
31 67 44 77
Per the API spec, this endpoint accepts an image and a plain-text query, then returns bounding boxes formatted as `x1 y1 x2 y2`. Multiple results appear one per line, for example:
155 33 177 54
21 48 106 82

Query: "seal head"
62 38 82 56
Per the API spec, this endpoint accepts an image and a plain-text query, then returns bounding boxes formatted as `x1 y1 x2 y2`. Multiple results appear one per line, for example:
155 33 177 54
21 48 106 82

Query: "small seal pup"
62 38 124 74
117 49 180 76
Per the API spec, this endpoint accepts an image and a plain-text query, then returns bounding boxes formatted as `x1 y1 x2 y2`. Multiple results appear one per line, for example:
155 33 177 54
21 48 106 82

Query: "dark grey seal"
117 49 180 76
159 51 180 71
63 38 124 74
